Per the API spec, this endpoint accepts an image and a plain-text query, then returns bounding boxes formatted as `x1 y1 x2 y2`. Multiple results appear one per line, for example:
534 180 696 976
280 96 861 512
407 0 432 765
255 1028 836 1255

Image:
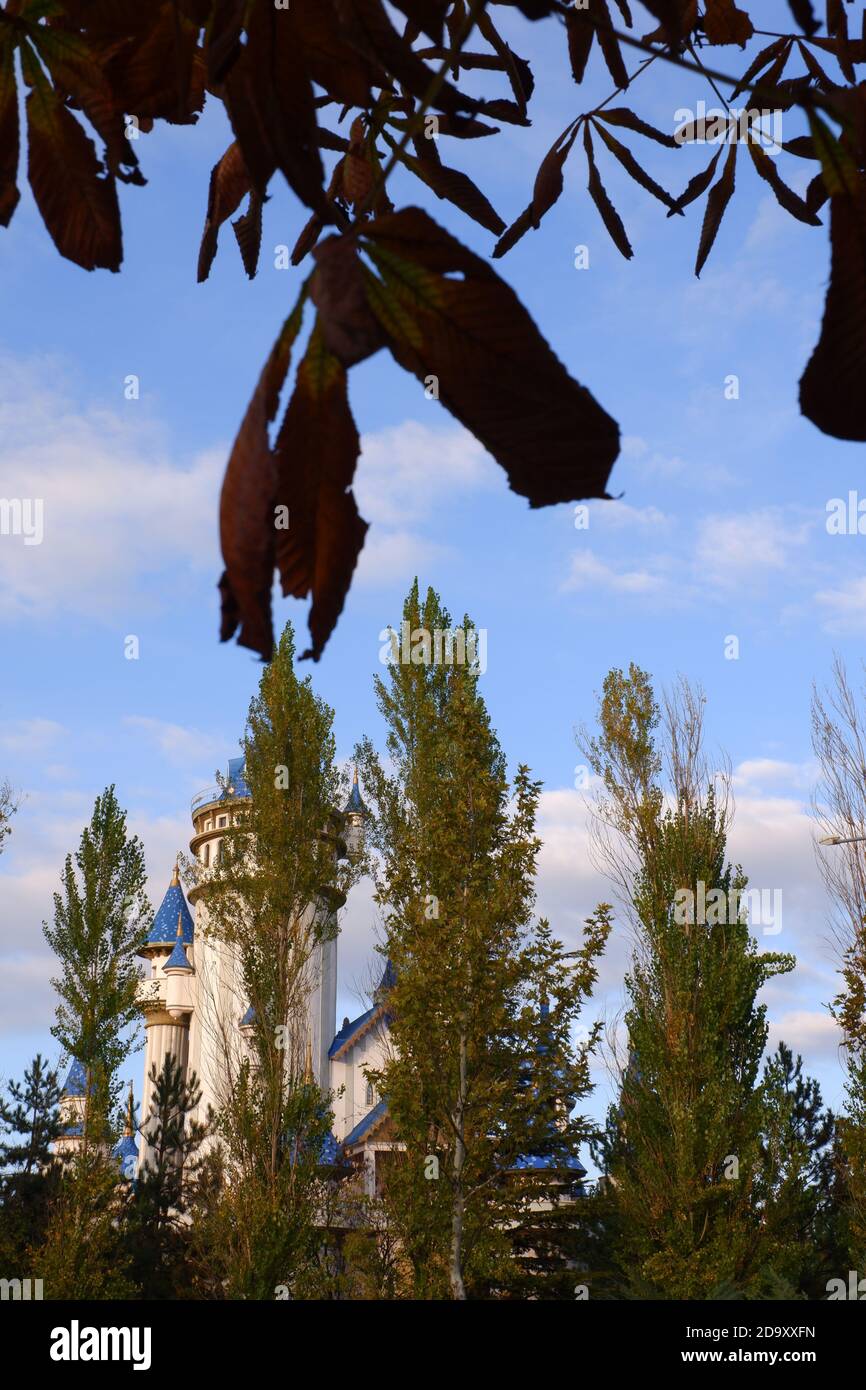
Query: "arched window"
365 1080 374 1107
201 843 209 867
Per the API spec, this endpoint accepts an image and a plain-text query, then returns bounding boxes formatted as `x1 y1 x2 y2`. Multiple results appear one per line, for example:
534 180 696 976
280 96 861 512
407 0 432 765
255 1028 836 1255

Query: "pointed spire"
304 1036 314 1085
171 858 180 887
176 912 183 937
124 1082 135 1138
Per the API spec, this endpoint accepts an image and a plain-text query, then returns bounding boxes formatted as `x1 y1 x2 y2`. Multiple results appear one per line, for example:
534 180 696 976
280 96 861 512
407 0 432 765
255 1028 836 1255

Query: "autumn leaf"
702 0 754 47
198 142 251 282
593 119 681 213
273 323 369 662
219 284 309 660
21 43 122 272
104 0 204 124
800 117 866 440
565 8 595 84
694 140 737 276
309 233 386 366
667 146 722 217
492 117 581 257
382 129 506 235
787 0 819 35
597 107 678 148
747 139 822 226
0 34 19 227
223 3 325 214
232 190 264 280
799 187 866 440
361 206 620 508
584 122 633 259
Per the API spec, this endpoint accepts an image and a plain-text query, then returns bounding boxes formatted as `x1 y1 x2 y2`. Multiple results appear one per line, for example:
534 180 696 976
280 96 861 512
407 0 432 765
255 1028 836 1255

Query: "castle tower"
135 864 195 1173
343 767 366 859
54 1059 87 1157
185 755 348 1122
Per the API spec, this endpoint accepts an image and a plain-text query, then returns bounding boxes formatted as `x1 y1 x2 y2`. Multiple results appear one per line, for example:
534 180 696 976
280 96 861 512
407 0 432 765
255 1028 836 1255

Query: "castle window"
201 843 210 867
365 1080 374 1107
217 815 228 828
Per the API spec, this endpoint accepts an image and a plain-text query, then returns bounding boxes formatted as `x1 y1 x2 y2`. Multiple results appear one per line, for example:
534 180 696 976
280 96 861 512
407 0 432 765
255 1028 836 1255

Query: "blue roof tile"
146 877 194 947
343 1099 388 1148
62 1058 87 1098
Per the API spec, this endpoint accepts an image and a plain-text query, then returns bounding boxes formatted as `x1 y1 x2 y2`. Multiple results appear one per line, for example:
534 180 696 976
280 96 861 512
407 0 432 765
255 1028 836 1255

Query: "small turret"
343 767 366 857
113 1082 139 1180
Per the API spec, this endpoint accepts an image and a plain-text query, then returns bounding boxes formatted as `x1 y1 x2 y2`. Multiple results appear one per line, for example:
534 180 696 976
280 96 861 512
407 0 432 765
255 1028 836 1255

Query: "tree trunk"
450 1028 468 1300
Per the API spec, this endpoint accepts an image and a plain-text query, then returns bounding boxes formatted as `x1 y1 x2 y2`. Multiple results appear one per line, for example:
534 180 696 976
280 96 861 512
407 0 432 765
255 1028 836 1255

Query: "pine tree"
196 620 354 1297
124 1057 210 1298
356 580 610 1299
43 786 150 1145
0 1054 62 1173
758 1041 838 1298
0 1055 62 1274
581 666 795 1298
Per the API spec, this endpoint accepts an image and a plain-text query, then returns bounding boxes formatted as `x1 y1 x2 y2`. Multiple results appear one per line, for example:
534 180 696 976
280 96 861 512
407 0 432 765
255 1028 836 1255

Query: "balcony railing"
136 978 165 1009
191 782 251 815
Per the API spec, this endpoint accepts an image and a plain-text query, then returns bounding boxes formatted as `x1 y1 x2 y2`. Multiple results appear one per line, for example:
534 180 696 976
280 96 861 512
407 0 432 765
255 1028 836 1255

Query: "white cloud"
0 718 64 754
355 421 495 528
815 577 866 634
122 717 225 767
766 1010 842 1063
732 758 817 794
354 529 450 588
695 508 811 589
562 550 669 596
0 357 222 622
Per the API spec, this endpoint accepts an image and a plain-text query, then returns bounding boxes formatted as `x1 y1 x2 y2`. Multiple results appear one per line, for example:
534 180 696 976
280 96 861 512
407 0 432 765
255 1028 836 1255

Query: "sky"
0 3 862 1146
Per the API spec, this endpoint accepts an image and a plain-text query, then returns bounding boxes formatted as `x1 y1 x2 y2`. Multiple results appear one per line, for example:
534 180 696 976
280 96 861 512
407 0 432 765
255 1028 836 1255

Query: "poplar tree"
811 658 866 1272
196 620 354 1297
43 786 150 1145
581 666 795 1299
357 580 610 1299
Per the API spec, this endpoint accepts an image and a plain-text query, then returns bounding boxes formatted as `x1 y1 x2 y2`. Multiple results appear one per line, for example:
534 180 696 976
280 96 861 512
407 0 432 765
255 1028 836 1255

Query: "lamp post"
818 833 866 847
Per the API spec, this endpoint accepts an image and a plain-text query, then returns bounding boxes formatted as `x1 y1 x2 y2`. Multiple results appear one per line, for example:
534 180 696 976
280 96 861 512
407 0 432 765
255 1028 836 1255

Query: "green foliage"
42 785 150 1144
356 579 610 1298
194 620 354 1296
585 665 797 1299
0 1055 62 1277
124 1057 210 1300
34 1147 133 1300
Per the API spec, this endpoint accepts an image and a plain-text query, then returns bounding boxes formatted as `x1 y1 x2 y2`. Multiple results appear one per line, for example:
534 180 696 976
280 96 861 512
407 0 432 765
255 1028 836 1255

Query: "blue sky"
0 3 862 1139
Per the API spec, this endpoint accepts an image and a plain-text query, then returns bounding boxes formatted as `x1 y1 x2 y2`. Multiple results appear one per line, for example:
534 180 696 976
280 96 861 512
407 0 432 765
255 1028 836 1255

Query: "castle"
58 755 586 1199
60 758 395 1191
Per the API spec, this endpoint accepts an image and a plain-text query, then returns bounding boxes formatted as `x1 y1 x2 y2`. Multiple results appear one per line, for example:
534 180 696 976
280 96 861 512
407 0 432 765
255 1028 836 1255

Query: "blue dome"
146 872 194 947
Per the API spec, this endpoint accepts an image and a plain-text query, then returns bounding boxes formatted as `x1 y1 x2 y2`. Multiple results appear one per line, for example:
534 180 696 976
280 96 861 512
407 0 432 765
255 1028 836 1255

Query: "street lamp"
819 833 866 847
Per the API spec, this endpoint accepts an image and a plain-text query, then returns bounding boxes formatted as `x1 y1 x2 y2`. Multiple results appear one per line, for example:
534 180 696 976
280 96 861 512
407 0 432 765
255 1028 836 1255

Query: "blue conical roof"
62 1058 87 1098
164 933 193 972
344 767 364 814
146 867 194 947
